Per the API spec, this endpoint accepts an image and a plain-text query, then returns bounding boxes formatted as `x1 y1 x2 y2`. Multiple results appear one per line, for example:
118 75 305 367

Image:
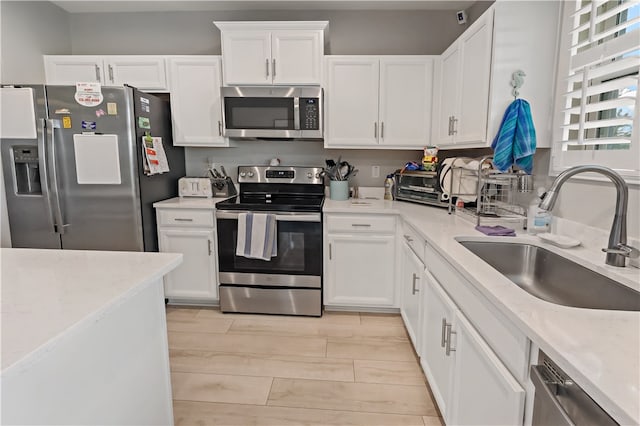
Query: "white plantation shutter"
553 0 640 181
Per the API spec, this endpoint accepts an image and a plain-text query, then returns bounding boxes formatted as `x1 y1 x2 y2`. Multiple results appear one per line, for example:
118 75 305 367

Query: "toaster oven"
394 171 449 208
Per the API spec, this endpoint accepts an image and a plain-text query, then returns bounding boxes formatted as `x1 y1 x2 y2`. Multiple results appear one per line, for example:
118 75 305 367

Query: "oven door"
216 211 322 288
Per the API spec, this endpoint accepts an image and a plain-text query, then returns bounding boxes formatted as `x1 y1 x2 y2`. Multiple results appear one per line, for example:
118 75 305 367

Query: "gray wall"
68 8 489 56
0 1 71 83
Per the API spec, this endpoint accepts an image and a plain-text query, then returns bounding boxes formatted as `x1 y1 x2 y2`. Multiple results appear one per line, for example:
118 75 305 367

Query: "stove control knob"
307 172 313 179
315 173 320 178
247 172 255 178
239 172 246 177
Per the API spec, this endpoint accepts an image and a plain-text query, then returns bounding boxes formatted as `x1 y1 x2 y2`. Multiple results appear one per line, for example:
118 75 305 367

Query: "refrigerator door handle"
46 119 69 234
38 119 57 232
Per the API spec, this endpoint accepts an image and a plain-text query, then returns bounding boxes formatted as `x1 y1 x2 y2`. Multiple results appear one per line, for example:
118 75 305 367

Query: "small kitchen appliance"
221 87 322 139
394 170 449 208
178 177 214 198
215 165 325 316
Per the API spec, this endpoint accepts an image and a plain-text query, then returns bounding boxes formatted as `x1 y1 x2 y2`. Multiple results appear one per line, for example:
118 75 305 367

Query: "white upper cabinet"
325 55 434 149
44 55 168 91
44 56 105 85
215 21 327 86
168 56 229 147
432 2 560 148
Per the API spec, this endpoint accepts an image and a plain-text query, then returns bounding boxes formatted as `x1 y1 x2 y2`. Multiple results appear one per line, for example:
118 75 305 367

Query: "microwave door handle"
293 97 300 130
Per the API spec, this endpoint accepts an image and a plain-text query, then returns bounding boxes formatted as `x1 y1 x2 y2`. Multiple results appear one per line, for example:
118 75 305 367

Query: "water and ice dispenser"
12 146 41 195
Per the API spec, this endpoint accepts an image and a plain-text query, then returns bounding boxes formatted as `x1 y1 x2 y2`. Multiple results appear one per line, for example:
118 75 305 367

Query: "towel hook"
511 70 526 99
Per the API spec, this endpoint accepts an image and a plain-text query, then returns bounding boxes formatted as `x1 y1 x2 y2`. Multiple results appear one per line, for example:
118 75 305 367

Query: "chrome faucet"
539 165 639 267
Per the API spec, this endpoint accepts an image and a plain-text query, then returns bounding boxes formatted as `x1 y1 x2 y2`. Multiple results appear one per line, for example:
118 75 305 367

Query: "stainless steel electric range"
215 166 324 316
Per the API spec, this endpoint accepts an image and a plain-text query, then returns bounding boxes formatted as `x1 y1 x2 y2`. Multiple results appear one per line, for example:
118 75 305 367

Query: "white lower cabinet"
324 214 397 308
421 267 526 425
156 208 218 303
400 241 423 351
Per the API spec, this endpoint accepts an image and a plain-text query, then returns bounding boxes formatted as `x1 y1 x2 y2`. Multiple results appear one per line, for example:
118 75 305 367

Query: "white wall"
0 1 71 83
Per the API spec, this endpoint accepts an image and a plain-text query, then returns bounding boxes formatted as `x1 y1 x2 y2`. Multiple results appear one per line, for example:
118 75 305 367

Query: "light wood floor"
166 307 444 426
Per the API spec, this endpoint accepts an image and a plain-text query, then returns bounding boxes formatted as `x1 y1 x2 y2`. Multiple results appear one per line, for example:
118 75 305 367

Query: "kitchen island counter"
1 248 182 424
324 198 640 425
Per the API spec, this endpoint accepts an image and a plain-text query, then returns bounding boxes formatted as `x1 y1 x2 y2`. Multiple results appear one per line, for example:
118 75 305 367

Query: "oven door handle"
216 211 321 223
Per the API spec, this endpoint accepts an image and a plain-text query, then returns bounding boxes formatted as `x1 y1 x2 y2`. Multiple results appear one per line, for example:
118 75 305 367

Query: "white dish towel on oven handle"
236 212 278 261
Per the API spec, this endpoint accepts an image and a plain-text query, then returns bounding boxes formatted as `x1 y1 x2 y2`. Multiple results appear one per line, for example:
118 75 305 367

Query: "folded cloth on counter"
236 212 278 260
475 225 516 237
491 99 536 174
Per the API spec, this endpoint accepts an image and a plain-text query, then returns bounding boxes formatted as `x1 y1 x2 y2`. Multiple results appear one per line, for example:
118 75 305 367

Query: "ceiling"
51 1 478 13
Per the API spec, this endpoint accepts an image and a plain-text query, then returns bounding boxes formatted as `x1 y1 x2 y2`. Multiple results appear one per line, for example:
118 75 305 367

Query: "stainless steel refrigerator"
1 85 185 251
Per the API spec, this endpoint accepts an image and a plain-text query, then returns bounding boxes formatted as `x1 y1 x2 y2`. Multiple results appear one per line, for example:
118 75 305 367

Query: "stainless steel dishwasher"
530 351 618 425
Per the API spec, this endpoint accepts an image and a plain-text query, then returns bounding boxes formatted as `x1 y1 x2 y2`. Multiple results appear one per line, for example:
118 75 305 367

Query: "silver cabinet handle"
381 122 384 139
374 122 378 138
174 218 194 222
412 273 419 295
445 324 456 356
95 65 101 81
108 64 114 83
448 116 452 135
329 243 332 260
351 223 372 227
208 239 212 256
452 116 458 135
404 234 413 242
272 58 276 78
266 59 270 77
218 120 222 136
441 318 447 348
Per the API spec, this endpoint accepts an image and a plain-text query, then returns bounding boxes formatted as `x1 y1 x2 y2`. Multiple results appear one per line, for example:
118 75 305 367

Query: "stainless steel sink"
458 241 640 311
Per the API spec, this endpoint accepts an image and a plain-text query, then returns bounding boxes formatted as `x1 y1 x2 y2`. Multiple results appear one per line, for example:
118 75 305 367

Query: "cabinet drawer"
425 243 529 383
157 209 214 228
401 221 425 263
325 214 396 233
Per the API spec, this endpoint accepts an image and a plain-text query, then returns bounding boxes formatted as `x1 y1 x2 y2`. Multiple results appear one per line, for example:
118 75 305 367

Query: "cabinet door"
379 57 434 148
421 269 457 422
325 234 396 307
105 56 168 91
456 11 494 145
272 30 322 85
449 311 525 425
400 243 423 351
159 228 217 301
43 55 104 85
431 45 459 146
221 31 272 85
169 56 227 147
324 57 380 147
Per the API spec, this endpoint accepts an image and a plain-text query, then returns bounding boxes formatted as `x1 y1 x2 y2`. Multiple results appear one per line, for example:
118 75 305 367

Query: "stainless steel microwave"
221 87 323 139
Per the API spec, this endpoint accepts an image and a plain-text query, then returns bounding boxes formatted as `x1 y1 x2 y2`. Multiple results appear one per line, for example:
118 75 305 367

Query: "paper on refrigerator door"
73 134 121 184
0 87 37 139
142 136 169 175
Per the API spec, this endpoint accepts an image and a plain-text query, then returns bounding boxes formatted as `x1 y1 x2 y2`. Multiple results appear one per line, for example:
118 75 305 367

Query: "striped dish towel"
491 99 537 174
236 212 278 261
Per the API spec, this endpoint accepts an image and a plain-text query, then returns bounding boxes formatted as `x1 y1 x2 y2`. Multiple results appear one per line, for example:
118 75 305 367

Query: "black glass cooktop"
216 194 324 212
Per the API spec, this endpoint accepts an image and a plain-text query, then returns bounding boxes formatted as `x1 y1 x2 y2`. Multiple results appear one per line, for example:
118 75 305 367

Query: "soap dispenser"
527 187 551 234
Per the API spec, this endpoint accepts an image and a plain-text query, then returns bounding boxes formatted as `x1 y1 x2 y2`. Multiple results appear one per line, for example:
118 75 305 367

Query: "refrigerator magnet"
138 117 151 129
81 120 97 130
140 97 150 113
95 109 106 117
107 103 117 115
62 117 72 129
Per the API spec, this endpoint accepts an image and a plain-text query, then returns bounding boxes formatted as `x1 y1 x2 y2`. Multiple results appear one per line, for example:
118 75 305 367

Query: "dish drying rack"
446 156 527 227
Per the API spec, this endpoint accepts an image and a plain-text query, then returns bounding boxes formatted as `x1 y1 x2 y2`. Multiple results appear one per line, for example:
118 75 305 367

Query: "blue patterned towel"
491 99 536 174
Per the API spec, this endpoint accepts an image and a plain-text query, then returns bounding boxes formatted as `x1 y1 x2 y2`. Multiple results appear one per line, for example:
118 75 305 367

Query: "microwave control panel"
300 98 320 130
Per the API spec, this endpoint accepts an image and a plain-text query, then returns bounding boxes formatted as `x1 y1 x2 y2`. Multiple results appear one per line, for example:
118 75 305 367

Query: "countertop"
153 196 231 209
324 198 640 425
0 248 182 372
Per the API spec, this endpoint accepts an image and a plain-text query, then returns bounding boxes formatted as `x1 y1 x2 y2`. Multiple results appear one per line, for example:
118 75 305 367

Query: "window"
552 0 640 182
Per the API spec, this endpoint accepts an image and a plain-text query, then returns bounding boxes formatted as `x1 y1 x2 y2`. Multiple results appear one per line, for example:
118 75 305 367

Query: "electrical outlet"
372 165 380 178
